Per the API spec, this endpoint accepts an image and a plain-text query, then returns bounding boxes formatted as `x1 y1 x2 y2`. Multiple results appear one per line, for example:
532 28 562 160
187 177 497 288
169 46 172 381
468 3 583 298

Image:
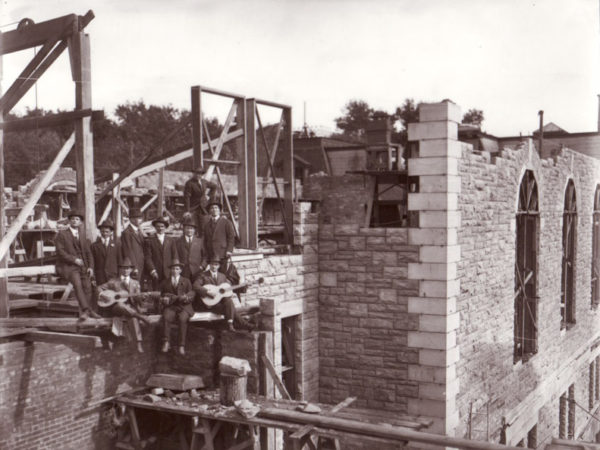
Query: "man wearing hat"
55 210 99 320
120 207 146 284
97 257 150 353
183 167 218 231
91 218 120 286
144 216 176 291
160 258 195 355
175 216 206 282
193 257 254 332
203 201 235 267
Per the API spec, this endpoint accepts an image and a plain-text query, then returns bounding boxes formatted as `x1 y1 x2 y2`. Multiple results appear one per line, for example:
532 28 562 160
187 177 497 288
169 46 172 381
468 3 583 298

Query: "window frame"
561 180 577 329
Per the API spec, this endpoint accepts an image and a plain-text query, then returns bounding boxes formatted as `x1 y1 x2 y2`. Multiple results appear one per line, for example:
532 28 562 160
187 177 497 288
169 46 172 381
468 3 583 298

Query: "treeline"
3 101 228 188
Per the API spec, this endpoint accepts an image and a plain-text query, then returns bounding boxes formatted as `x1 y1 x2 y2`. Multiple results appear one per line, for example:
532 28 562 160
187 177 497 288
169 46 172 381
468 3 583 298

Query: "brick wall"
0 202 319 448
455 139 600 445
0 332 158 450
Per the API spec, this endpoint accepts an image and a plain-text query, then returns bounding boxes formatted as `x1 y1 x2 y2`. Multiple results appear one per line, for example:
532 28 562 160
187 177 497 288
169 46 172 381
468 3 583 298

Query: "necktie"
105 239 109 247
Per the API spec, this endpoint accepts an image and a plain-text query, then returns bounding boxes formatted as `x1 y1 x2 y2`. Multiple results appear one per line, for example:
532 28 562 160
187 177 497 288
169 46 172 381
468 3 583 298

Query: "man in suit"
97 257 151 353
120 207 145 284
203 201 235 267
55 210 99 320
175 216 206 282
183 167 218 232
145 216 176 291
193 257 254 332
220 257 247 305
91 219 119 286
160 258 195 355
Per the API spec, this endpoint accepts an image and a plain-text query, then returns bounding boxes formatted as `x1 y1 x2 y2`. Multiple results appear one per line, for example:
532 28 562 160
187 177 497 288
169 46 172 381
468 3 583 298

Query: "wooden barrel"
220 374 247 406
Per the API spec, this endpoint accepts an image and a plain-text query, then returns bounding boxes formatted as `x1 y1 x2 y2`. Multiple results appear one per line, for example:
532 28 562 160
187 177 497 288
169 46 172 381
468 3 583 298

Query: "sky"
1 0 599 137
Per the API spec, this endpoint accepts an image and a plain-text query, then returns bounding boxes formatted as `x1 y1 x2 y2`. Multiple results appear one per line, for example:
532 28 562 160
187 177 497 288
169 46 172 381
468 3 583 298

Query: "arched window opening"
592 186 600 307
561 180 577 329
514 170 539 363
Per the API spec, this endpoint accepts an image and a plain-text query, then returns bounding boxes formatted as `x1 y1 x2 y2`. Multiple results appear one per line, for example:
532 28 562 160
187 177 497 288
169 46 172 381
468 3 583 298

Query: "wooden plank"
204 101 238 180
259 407 524 450
22 330 103 348
260 353 291 400
71 32 96 240
0 265 56 278
0 327 36 338
140 194 158 213
0 317 113 328
0 133 75 262
0 109 102 132
236 99 249 248
290 397 356 440
146 373 205 391
157 168 164 217
112 173 122 237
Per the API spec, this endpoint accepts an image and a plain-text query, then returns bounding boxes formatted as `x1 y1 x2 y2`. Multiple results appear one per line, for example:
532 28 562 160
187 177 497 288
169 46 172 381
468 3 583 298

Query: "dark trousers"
162 307 192 346
111 303 143 343
193 210 210 236
65 269 93 313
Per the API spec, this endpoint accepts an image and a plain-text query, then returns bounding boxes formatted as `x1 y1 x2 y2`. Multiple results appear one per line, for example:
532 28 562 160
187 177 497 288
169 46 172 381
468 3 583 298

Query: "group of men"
54 168 253 356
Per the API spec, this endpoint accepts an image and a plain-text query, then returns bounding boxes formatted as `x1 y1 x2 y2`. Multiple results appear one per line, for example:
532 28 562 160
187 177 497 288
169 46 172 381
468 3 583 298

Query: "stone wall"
455 139 600 445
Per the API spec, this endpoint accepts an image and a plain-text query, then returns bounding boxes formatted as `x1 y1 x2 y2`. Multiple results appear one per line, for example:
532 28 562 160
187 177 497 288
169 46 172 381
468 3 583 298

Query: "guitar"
97 290 160 308
201 277 264 307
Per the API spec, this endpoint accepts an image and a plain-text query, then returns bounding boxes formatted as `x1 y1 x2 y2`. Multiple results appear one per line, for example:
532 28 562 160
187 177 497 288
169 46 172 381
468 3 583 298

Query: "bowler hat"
98 219 114 230
128 207 143 218
208 256 221 264
68 210 84 220
152 216 169 228
182 216 197 228
169 258 184 268
207 200 222 210
118 257 134 268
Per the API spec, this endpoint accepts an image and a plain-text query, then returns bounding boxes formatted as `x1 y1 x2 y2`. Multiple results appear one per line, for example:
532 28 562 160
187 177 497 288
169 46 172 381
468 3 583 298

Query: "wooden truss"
192 86 294 249
0 11 96 317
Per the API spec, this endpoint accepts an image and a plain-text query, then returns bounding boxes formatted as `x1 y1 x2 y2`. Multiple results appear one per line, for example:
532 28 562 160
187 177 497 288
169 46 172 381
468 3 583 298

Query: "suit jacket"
97 277 142 312
193 269 228 298
91 237 120 285
221 261 247 295
204 216 235 260
183 178 218 214
144 235 176 282
120 224 146 279
54 228 94 278
175 235 206 282
160 276 194 315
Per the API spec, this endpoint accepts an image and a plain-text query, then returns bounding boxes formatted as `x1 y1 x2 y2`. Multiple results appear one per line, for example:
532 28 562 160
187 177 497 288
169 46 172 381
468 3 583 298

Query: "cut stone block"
408 157 459 176
219 356 251 376
408 296 457 315
418 175 461 194
419 245 461 263
418 101 462 123
408 121 458 141
418 139 463 158
146 373 205 391
408 193 458 212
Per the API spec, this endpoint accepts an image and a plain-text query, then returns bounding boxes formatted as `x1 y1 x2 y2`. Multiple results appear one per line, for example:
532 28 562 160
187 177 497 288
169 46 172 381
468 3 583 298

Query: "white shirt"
121 276 130 284
104 238 110 247
69 227 79 238
157 234 165 244
171 276 179 286
187 236 192 244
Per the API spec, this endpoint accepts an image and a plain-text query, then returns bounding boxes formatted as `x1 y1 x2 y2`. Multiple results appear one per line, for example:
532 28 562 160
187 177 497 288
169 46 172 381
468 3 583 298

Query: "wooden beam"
112 173 122 237
0 93 7 317
0 133 75 262
204 101 238 180
0 265 55 278
140 194 158 213
0 14 78 54
0 109 102 132
71 31 95 240
0 317 113 328
260 353 291 400
282 107 294 245
259 408 525 450
246 99 258 249
191 86 203 169
0 327 36 338
22 330 103 348
290 397 357 440
157 168 164 217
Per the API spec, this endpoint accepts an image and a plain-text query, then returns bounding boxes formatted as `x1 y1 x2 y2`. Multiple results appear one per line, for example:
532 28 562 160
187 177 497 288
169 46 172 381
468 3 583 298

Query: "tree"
392 98 419 146
463 108 484 127
334 100 374 140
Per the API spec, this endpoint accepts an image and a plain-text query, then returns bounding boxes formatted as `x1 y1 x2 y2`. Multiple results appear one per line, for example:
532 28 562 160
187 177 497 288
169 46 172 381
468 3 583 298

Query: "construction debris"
146 373 205 391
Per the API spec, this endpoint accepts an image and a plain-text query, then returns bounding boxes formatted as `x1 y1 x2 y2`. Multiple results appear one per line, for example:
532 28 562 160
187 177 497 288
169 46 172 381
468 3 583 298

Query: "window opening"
514 170 539 362
281 315 298 399
561 180 577 328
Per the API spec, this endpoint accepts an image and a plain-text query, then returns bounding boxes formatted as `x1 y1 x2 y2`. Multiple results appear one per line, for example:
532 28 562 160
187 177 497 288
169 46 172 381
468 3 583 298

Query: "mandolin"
97 290 160 308
200 277 264 307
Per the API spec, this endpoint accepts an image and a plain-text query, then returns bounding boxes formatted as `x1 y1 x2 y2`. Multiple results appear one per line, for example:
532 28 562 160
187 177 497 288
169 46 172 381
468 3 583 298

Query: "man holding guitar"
97 257 153 353
193 257 256 332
